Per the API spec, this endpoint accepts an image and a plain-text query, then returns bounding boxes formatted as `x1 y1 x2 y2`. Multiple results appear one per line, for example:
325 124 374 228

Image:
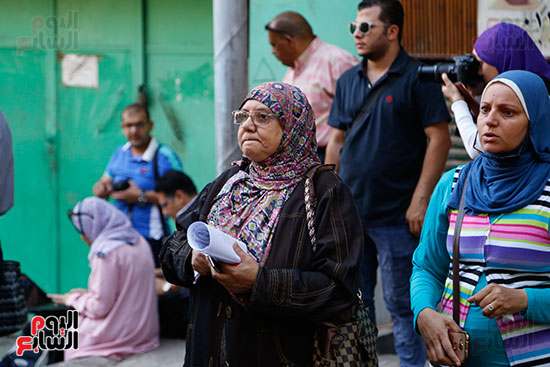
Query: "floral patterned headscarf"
207 82 320 265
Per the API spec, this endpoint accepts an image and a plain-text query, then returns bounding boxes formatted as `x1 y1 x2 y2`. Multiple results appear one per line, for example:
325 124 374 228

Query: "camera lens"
418 63 456 83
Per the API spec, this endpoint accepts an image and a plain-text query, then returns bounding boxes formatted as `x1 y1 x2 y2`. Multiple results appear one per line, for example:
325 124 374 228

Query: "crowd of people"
2 0 550 366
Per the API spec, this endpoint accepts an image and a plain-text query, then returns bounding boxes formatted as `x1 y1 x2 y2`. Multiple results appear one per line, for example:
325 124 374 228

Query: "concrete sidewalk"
1 334 403 366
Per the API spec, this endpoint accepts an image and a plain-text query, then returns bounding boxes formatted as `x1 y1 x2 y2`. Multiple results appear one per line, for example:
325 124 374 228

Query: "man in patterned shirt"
266 11 358 161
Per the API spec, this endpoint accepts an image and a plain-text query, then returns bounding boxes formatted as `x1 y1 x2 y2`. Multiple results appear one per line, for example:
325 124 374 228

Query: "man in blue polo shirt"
326 1 451 366
93 103 182 266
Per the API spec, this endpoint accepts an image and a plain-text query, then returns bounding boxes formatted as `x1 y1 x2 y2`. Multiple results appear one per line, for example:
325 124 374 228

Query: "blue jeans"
361 223 426 367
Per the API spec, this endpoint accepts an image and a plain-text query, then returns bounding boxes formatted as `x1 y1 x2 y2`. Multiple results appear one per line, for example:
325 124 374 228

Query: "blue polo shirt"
105 137 182 239
328 48 450 227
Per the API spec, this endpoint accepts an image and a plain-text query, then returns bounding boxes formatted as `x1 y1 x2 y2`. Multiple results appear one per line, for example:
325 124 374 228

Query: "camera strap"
153 145 170 237
126 144 169 237
348 74 398 138
452 173 469 326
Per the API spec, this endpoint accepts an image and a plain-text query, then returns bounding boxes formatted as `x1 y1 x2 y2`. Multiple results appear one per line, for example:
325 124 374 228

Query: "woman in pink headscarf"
160 82 367 367
50 197 159 361
442 22 550 159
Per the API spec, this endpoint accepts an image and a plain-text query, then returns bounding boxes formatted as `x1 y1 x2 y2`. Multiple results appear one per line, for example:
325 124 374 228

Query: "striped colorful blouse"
411 167 550 367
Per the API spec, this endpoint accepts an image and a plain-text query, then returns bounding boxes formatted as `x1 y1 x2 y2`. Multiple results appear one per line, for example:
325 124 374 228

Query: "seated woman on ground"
49 197 159 362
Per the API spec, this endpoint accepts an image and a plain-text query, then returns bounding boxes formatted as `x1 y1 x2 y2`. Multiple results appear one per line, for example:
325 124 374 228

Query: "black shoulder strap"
153 144 170 236
347 75 398 138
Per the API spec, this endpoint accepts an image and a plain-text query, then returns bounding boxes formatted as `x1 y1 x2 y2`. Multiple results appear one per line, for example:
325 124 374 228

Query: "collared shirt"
283 37 358 147
0 109 13 216
328 48 450 226
105 137 182 239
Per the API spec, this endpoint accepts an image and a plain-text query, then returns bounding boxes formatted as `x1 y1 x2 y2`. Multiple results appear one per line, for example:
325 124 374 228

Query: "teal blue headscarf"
449 70 550 213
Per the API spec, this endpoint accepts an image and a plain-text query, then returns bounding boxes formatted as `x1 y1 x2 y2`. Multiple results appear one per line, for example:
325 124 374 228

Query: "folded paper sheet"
187 222 247 264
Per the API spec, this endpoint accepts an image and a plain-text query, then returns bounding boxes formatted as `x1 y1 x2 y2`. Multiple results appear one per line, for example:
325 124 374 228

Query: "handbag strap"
303 164 335 252
452 174 469 325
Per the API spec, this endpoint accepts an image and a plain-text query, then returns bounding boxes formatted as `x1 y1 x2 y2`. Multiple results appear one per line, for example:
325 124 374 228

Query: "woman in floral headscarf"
160 82 364 366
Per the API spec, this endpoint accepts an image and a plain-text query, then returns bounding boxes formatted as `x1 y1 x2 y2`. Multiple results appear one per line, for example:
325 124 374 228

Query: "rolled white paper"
187 222 247 264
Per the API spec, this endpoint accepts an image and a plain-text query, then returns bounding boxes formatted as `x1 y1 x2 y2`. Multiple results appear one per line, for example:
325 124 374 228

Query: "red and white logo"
16 310 79 355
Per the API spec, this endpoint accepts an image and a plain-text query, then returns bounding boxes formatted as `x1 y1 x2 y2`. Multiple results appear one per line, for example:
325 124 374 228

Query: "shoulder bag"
304 165 378 367
0 246 27 336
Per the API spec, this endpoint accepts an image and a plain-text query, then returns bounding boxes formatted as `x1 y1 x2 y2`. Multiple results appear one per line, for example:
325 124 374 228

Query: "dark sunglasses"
349 21 387 35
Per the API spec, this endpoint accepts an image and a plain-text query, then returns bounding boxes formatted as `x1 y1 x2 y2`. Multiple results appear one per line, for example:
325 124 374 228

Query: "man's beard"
362 40 390 61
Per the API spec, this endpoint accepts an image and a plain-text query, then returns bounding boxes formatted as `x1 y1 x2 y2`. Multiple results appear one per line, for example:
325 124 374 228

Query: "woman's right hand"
417 308 464 366
441 73 464 103
191 250 211 276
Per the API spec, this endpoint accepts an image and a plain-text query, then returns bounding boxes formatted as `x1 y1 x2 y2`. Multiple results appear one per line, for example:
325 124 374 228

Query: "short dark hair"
265 11 314 40
122 103 150 121
358 0 404 42
155 170 197 197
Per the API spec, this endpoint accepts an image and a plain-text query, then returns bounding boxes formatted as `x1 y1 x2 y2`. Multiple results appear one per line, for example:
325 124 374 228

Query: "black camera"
112 179 130 192
418 54 482 85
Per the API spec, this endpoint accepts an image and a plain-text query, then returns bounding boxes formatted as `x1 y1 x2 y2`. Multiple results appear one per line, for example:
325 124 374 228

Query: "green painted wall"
0 0 214 293
249 1 360 88
0 0 357 293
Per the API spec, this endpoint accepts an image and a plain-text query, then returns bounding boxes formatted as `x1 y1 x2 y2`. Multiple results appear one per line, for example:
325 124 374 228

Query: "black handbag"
0 259 28 336
304 165 378 367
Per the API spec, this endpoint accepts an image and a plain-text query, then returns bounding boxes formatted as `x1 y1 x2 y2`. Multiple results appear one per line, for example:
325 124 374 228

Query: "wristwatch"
138 191 148 207
162 281 172 293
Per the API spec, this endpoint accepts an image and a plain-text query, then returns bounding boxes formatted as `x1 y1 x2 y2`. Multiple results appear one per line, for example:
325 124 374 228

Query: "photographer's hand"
441 73 464 103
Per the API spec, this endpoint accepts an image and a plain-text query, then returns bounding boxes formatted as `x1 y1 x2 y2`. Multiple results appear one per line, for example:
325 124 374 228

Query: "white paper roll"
187 222 247 264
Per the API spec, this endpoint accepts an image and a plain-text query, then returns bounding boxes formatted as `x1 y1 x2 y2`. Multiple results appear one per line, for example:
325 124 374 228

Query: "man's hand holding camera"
111 179 143 204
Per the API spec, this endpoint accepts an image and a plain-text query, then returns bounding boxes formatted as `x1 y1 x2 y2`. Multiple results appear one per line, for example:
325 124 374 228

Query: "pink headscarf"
70 197 140 263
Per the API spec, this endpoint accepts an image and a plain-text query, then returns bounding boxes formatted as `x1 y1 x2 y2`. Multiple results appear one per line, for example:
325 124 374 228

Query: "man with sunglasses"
92 103 182 267
326 1 451 366
265 11 357 161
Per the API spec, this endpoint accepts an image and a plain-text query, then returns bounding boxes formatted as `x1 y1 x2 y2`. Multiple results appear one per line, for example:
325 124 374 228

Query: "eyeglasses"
160 196 174 208
349 21 387 35
232 110 278 127
67 209 94 236
121 121 148 130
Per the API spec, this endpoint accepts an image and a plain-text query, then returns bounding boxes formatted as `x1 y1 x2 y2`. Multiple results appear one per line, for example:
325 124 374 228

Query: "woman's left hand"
467 283 528 318
211 243 259 294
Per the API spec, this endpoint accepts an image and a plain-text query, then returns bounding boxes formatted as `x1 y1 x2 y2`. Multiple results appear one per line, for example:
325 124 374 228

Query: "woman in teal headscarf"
411 70 550 367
